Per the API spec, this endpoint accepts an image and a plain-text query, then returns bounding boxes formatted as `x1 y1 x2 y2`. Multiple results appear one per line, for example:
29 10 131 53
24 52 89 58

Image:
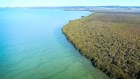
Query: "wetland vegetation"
62 13 140 79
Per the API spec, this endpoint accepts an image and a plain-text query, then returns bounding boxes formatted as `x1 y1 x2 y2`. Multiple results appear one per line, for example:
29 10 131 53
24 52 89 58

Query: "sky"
0 0 140 7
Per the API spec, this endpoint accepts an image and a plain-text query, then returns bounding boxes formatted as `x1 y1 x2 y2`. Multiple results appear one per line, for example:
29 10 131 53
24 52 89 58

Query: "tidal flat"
62 13 140 79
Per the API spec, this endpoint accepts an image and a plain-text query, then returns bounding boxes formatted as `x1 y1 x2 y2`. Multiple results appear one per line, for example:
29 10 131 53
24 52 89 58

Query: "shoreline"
62 30 97 66
62 12 140 79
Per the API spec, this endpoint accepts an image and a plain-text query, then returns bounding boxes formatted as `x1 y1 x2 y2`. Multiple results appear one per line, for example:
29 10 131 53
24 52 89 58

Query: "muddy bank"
62 13 140 79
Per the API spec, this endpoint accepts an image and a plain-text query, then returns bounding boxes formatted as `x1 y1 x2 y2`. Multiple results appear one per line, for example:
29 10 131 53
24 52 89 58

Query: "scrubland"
62 13 140 79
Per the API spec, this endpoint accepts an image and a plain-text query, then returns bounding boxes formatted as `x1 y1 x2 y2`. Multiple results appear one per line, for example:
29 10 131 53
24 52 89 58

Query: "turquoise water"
0 8 110 79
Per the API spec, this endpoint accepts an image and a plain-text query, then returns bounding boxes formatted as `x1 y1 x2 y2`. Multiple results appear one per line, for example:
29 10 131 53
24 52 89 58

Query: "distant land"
1 6 140 13
59 6 140 13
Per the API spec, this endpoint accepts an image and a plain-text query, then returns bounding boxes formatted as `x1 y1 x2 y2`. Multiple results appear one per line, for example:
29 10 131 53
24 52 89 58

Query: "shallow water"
0 8 110 79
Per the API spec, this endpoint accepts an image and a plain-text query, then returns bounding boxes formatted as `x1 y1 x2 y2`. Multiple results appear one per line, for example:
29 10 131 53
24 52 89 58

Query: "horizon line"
0 5 140 8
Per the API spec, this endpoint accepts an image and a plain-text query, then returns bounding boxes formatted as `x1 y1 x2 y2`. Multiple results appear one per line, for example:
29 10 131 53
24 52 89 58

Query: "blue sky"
0 0 140 7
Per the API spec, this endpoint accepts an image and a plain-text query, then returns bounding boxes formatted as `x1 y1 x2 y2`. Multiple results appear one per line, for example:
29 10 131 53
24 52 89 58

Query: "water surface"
0 8 110 79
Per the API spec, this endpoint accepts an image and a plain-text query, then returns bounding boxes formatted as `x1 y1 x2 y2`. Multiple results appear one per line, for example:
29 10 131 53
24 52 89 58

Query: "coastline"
62 12 140 79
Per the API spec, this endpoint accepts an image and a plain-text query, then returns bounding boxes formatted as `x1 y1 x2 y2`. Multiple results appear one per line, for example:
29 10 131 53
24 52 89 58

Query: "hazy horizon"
0 0 140 7
0 5 140 8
